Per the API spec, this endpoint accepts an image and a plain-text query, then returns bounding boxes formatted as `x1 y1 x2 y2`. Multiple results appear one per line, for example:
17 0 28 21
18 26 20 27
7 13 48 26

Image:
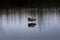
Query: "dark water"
0 8 60 40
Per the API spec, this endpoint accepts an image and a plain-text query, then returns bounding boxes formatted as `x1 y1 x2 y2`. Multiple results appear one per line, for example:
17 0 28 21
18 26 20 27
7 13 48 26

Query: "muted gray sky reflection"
0 9 60 40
